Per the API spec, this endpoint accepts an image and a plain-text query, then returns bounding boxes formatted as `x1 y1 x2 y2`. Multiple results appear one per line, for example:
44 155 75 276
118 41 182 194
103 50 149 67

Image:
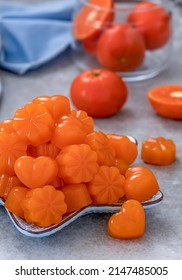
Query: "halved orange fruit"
82 33 101 55
148 85 182 120
73 0 114 40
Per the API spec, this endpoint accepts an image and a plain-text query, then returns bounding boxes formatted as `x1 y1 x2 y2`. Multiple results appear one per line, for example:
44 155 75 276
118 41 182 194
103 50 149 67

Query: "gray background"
0 0 181 259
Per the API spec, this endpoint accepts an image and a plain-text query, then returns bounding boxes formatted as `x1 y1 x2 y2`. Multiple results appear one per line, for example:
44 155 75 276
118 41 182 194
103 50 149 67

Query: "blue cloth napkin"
0 0 76 74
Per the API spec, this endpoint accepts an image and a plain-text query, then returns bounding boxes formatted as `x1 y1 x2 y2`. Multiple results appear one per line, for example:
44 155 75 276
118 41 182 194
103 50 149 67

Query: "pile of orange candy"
0 94 175 238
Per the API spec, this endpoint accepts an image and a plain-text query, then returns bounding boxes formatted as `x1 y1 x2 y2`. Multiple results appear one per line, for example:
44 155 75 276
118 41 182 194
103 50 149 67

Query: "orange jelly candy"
107 134 138 164
60 183 92 213
14 156 58 189
0 119 15 134
124 166 159 202
12 102 55 146
87 165 125 204
5 186 29 219
59 114 90 134
51 176 65 188
27 142 60 158
114 158 130 175
32 95 71 122
108 199 145 239
21 185 67 227
141 137 176 166
0 132 27 176
56 144 99 184
70 110 94 134
86 131 116 166
51 121 87 149
0 174 24 200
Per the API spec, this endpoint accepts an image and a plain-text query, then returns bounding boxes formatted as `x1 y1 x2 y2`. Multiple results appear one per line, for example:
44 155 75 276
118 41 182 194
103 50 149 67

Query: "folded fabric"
0 0 76 74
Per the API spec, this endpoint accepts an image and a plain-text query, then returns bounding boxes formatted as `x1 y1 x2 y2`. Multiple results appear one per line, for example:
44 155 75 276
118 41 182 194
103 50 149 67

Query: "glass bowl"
71 0 173 82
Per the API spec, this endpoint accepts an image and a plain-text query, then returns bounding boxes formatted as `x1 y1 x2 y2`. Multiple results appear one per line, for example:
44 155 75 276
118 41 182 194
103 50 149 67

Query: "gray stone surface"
0 0 181 260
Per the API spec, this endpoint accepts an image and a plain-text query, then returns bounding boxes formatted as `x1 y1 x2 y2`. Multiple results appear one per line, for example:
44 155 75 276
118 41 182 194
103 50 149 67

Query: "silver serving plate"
0 191 163 238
